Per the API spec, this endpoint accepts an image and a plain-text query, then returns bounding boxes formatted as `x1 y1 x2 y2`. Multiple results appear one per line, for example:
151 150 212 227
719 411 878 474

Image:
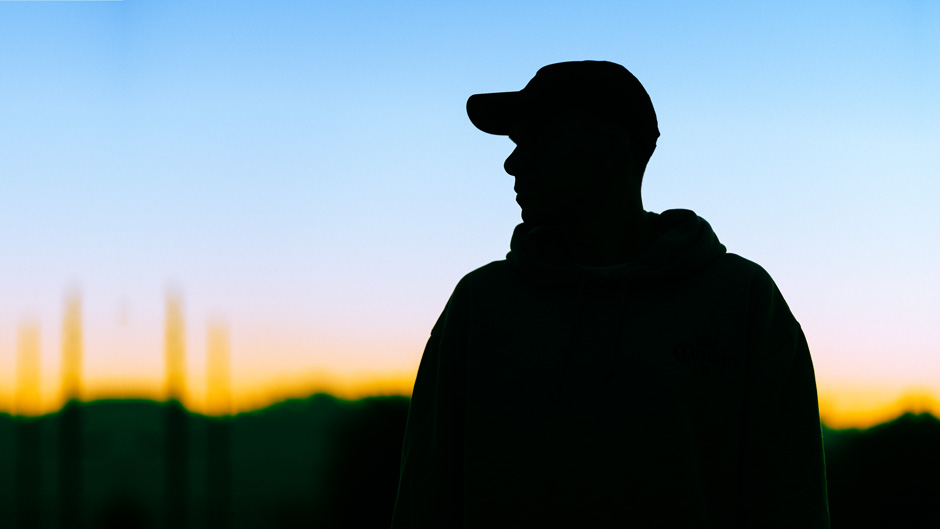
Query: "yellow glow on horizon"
205 322 232 416
14 322 42 416
817 384 940 430
1 289 936 428
0 370 415 416
2 371 938 430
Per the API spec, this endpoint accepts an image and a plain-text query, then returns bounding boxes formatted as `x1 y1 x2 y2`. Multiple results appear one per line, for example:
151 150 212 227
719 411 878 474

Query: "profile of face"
504 110 629 226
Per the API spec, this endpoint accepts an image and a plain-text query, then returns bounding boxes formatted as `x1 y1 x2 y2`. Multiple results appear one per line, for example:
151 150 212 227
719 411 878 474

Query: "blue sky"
0 1 938 422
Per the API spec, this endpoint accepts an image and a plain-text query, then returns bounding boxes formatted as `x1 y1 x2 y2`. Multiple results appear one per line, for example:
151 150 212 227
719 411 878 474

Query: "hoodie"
391 209 830 528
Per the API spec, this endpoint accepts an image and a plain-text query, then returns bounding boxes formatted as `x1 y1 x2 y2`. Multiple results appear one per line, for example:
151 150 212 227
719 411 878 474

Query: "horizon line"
2 390 938 433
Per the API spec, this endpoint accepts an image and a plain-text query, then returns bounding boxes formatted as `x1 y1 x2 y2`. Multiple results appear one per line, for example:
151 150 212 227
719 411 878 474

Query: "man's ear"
603 125 633 171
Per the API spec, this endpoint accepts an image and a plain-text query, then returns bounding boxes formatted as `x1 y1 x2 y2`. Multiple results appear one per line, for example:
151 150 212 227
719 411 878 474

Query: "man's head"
467 61 658 226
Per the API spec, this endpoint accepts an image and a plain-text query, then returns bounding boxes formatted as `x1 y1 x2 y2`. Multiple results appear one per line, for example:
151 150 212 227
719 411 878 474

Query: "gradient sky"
1 1 938 428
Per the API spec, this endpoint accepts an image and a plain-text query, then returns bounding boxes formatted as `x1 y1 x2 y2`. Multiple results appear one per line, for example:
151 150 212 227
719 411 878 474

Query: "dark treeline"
0 396 937 528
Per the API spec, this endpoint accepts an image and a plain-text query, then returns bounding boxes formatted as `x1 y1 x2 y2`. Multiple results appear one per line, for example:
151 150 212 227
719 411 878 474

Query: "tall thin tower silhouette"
206 322 232 529
59 291 83 529
15 323 42 529
164 289 189 529
61 293 82 404
165 290 186 404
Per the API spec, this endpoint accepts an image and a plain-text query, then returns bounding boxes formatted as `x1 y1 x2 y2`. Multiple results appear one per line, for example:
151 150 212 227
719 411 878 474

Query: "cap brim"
467 91 526 135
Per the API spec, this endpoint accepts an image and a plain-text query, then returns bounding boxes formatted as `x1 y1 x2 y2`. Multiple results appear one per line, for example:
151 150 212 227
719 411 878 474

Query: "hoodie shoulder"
456 259 515 290
434 260 517 337
716 253 790 294
715 252 800 324
707 253 780 297
712 252 769 279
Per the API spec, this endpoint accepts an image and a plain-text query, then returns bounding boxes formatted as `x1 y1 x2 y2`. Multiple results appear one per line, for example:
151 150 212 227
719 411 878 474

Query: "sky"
0 0 938 428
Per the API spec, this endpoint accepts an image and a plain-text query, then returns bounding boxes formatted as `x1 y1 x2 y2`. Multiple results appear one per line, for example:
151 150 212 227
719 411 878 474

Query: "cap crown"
523 61 659 152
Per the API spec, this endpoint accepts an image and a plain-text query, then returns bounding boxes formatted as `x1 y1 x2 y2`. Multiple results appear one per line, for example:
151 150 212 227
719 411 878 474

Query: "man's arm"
391 289 467 528
740 269 830 528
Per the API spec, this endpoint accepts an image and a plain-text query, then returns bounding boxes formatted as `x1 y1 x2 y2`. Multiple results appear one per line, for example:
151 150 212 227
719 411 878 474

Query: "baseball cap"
466 60 659 157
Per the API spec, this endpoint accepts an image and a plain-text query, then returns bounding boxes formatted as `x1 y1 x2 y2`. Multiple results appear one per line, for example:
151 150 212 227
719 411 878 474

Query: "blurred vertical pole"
60 291 83 529
206 322 232 529
14 322 42 529
164 289 189 529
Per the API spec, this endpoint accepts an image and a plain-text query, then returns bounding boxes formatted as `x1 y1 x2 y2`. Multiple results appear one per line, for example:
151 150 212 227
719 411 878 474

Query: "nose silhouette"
504 146 521 178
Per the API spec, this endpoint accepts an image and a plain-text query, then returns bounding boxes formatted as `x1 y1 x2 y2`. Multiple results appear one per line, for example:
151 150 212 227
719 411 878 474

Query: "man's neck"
558 206 654 267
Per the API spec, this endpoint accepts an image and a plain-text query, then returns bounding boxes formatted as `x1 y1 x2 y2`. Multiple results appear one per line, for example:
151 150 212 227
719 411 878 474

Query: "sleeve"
390 285 468 529
739 268 830 528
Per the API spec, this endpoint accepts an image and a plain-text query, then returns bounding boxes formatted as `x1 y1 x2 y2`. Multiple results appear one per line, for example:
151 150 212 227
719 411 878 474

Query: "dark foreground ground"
0 395 937 528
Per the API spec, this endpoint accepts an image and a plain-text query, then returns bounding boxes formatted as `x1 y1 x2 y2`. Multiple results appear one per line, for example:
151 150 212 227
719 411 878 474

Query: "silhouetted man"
392 61 830 528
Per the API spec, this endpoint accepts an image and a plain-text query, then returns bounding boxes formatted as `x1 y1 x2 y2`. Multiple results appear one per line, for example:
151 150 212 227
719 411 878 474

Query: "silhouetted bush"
0 400 936 528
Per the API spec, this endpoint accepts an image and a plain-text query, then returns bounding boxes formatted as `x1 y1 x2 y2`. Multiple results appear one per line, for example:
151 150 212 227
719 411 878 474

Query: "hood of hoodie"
506 209 726 288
